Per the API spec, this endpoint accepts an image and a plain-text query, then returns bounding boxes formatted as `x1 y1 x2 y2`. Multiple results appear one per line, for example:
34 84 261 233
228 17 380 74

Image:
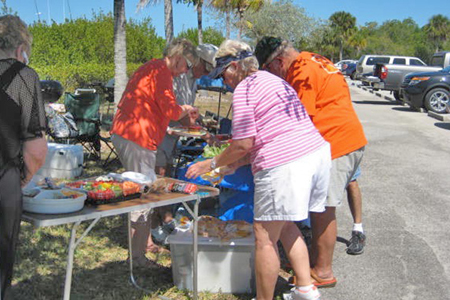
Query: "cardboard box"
168 230 255 294
36 143 83 179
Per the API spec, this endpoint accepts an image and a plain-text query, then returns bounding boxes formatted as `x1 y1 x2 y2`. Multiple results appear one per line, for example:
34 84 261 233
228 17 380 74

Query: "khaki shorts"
111 134 157 223
326 147 365 207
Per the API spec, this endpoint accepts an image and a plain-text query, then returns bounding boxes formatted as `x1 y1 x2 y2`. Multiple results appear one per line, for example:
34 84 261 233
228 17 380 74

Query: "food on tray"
170 125 207 136
65 178 141 203
202 143 230 158
61 190 83 199
197 216 252 240
95 175 114 182
198 216 226 238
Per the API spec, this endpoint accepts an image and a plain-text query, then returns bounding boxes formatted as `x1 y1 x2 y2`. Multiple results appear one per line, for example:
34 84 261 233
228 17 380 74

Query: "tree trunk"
339 39 343 61
237 11 243 40
113 0 127 106
226 10 231 39
164 0 174 45
197 1 203 44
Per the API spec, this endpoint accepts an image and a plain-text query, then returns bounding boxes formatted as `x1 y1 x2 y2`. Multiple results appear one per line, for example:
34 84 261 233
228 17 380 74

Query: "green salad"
202 143 230 158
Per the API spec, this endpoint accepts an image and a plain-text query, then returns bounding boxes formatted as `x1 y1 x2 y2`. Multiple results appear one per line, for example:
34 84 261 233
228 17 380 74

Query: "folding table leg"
181 195 201 300
63 218 101 300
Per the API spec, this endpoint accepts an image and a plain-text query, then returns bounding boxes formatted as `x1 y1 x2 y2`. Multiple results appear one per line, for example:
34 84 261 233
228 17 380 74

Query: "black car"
400 66 450 113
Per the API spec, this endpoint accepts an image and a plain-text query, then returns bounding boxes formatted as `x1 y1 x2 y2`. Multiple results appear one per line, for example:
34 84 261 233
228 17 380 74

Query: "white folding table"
22 181 219 300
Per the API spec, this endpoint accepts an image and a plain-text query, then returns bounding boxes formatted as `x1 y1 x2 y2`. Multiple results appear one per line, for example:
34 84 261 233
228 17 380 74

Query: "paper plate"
169 126 207 137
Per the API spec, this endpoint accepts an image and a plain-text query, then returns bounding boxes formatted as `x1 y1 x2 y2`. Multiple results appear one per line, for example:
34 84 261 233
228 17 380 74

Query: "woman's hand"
188 107 199 124
186 159 212 179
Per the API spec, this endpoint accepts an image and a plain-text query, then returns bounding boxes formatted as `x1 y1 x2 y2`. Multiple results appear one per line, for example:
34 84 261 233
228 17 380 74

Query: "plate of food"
64 178 142 205
169 126 208 137
23 188 86 214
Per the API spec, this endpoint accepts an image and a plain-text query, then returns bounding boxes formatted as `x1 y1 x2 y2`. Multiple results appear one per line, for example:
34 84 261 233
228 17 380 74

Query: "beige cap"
196 44 219 67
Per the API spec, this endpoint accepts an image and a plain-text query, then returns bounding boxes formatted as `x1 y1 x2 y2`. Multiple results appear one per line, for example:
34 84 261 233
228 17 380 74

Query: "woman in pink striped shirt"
186 40 331 300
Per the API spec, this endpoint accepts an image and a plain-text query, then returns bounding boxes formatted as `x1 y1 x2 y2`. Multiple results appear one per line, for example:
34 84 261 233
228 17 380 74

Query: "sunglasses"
218 63 233 80
184 56 194 70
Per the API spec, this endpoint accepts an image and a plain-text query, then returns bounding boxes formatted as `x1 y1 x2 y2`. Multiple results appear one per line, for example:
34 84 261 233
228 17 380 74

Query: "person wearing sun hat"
156 43 219 177
255 36 367 289
186 39 331 300
150 44 219 251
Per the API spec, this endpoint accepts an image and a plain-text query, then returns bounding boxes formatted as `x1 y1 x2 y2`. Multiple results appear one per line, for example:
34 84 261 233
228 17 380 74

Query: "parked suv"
355 55 426 80
400 66 450 113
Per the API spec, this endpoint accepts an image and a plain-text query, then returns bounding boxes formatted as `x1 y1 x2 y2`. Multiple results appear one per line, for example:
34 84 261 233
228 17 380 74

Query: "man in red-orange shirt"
255 37 367 289
111 38 199 266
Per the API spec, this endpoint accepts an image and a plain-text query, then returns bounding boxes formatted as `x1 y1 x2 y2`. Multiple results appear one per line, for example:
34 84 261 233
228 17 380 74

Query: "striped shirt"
232 71 326 174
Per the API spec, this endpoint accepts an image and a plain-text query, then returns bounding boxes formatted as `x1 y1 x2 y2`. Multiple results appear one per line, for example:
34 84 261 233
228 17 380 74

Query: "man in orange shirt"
111 38 199 266
255 37 367 288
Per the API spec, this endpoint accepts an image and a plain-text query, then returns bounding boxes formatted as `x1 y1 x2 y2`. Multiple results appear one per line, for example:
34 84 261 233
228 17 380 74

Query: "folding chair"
58 89 118 165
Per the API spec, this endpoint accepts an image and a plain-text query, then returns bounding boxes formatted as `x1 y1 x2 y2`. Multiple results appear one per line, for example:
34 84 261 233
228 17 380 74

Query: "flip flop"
146 244 161 253
310 269 337 288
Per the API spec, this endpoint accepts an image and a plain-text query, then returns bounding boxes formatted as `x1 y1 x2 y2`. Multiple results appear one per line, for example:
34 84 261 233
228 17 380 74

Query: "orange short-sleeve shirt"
110 59 182 151
285 52 367 159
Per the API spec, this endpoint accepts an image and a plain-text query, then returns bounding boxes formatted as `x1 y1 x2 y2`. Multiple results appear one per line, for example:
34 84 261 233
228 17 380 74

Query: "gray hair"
0 15 32 55
163 38 199 66
216 40 259 73
264 40 293 66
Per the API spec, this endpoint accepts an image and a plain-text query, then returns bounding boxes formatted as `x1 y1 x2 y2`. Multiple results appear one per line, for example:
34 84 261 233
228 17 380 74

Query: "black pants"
0 167 22 300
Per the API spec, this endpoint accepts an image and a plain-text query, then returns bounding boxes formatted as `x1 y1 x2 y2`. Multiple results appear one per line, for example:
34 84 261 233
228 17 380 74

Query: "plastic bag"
46 106 79 138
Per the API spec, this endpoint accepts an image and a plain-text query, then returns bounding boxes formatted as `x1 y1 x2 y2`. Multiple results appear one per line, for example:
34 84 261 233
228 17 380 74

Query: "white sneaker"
283 285 321 300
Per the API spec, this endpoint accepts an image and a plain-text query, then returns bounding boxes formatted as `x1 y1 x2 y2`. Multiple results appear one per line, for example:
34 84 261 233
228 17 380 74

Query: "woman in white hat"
186 39 331 300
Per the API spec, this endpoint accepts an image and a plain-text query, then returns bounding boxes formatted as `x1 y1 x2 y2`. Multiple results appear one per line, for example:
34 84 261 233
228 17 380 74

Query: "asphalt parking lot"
347 78 450 122
318 79 450 300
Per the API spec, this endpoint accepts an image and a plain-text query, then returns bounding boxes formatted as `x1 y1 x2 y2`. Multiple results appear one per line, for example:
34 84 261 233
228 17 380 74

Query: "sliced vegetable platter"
65 177 142 205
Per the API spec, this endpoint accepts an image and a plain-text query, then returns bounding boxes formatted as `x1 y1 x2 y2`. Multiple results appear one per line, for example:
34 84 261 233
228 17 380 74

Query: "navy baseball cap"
208 50 254 79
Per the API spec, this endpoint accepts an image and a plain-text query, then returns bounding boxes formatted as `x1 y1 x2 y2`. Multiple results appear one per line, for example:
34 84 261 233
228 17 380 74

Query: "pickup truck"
367 51 450 100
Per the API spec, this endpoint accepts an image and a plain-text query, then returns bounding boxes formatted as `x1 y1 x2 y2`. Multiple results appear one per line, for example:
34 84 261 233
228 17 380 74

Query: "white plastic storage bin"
36 143 83 179
168 230 255 294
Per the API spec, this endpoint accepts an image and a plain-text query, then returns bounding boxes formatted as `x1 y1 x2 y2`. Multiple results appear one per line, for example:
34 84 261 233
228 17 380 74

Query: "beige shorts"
253 143 331 222
326 146 365 207
111 134 157 223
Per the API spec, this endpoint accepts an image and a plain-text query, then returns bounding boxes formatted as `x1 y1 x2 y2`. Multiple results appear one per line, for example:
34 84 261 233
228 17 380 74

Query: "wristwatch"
210 157 217 170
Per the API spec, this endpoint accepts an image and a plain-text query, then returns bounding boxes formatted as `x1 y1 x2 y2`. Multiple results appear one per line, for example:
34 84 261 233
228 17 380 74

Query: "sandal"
310 269 337 288
146 243 161 253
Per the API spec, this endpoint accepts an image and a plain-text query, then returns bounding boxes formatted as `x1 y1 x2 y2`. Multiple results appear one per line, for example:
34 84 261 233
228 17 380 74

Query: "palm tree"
210 0 265 40
113 0 127 106
138 0 174 44
423 14 450 53
348 29 368 58
209 0 232 39
329 11 356 61
184 0 204 44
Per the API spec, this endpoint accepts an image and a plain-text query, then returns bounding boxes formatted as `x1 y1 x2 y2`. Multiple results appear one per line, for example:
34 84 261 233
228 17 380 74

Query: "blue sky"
9 0 450 38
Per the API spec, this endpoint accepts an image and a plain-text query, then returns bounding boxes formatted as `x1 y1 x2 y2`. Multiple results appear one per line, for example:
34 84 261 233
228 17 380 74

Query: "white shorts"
253 143 331 222
111 134 157 223
326 146 365 207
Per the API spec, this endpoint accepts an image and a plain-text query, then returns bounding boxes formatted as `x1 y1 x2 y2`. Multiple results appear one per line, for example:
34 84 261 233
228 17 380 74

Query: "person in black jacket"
0 15 47 299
